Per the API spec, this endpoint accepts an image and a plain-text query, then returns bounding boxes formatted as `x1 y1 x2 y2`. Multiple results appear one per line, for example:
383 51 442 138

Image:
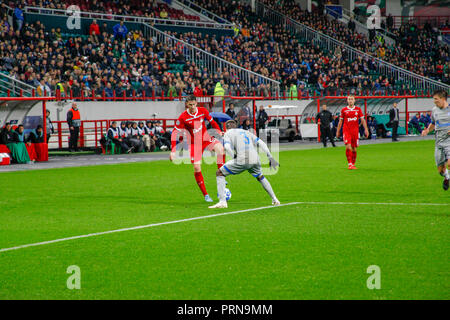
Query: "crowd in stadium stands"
1 0 447 100
256 0 450 85
0 11 230 99
176 1 409 94
12 0 201 21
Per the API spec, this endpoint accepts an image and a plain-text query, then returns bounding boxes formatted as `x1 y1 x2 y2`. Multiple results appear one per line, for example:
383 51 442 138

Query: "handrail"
173 0 232 24
0 72 36 97
391 15 450 28
255 1 450 93
24 6 234 30
142 23 280 93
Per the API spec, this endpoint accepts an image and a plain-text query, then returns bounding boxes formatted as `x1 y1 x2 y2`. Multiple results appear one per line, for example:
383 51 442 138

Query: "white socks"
217 175 227 202
443 169 450 180
259 176 277 201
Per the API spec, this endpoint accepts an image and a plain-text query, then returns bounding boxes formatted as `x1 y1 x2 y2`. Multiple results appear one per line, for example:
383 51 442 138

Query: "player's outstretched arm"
422 123 435 136
256 137 279 169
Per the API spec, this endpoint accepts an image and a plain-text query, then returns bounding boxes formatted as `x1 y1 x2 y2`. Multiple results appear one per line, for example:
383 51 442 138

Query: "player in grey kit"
421 90 450 190
209 120 280 209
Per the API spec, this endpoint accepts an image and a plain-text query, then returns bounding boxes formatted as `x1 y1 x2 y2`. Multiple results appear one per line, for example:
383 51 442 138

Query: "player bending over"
170 95 226 202
336 95 369 170
209 120 280 209
421 90 450 191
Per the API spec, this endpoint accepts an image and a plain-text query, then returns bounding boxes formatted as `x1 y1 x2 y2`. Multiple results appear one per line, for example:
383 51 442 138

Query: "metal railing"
391 16 450 29
174 0 232 24
142 23 280 94
255 1 450 93
0 72 36 97
24 6 234 30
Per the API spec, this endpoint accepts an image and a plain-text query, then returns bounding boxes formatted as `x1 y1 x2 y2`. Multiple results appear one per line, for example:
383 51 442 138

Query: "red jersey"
171 107 221 151
340 106 364 134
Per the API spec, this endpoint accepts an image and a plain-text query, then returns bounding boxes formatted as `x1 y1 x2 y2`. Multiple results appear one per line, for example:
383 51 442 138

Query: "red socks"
217 154 225 169
194 171 208 196
346 149 357 165
346 149 353 165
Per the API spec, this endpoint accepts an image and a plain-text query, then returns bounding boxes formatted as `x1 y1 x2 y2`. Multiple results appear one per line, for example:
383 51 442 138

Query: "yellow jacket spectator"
288 83 298 100
214 81 225 98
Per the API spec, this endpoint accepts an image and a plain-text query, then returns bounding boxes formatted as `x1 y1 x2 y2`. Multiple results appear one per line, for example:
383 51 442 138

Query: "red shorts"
343 131 359 148
190 136 220 163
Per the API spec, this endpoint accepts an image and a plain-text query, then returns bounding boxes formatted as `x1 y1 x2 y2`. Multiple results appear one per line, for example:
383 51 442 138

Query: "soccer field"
0 140 448 300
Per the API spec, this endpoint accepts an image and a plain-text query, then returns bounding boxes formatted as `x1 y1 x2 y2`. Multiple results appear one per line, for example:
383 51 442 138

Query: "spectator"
89 19 100 36
46 110 54 143
113 21 128 41
241 119 252 130
14 4 24 32
160 8 168 19
387 14 394 30
226 103 236 120
256 105 269 132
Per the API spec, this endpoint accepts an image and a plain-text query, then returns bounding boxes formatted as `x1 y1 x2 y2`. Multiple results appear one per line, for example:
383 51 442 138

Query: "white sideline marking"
296 201 449 207
0 202 299 253
0 201 448 253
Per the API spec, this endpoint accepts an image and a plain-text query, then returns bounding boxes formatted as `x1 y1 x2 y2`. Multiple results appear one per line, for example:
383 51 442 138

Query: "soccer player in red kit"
170 95 226 202
336 95 369 170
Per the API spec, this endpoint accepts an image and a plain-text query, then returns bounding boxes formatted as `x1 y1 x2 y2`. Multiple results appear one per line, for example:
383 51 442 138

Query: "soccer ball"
218 188 232 201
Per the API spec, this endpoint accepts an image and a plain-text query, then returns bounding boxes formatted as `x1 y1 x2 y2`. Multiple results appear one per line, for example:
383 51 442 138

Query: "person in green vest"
56 81 65 98
288 83 298 100
214 80 225 98
233 23 240 38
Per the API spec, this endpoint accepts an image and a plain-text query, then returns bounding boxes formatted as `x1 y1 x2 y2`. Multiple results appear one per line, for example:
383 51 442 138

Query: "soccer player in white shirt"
209 120 280 209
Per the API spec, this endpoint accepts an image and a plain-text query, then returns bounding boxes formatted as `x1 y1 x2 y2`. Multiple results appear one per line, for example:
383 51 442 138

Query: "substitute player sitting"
336 95 369 170
209 120 280 209
421 90 450 191
170 95 226 202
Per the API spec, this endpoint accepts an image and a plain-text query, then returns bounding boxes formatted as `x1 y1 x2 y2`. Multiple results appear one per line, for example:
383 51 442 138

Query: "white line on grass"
296 201 449 206
0 202 299 253
1 201 448 253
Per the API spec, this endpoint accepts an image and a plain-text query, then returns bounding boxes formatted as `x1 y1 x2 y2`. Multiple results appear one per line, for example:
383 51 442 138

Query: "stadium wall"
44 101 186 122
0 98 436 132
24 13 233 39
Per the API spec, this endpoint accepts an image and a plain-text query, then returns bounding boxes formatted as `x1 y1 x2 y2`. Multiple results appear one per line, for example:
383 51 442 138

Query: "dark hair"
225 120 237 129
185 94 197 103
432 90 448 99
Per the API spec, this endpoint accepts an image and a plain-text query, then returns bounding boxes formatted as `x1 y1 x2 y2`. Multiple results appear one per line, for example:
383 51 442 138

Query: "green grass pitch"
0 140 448 300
